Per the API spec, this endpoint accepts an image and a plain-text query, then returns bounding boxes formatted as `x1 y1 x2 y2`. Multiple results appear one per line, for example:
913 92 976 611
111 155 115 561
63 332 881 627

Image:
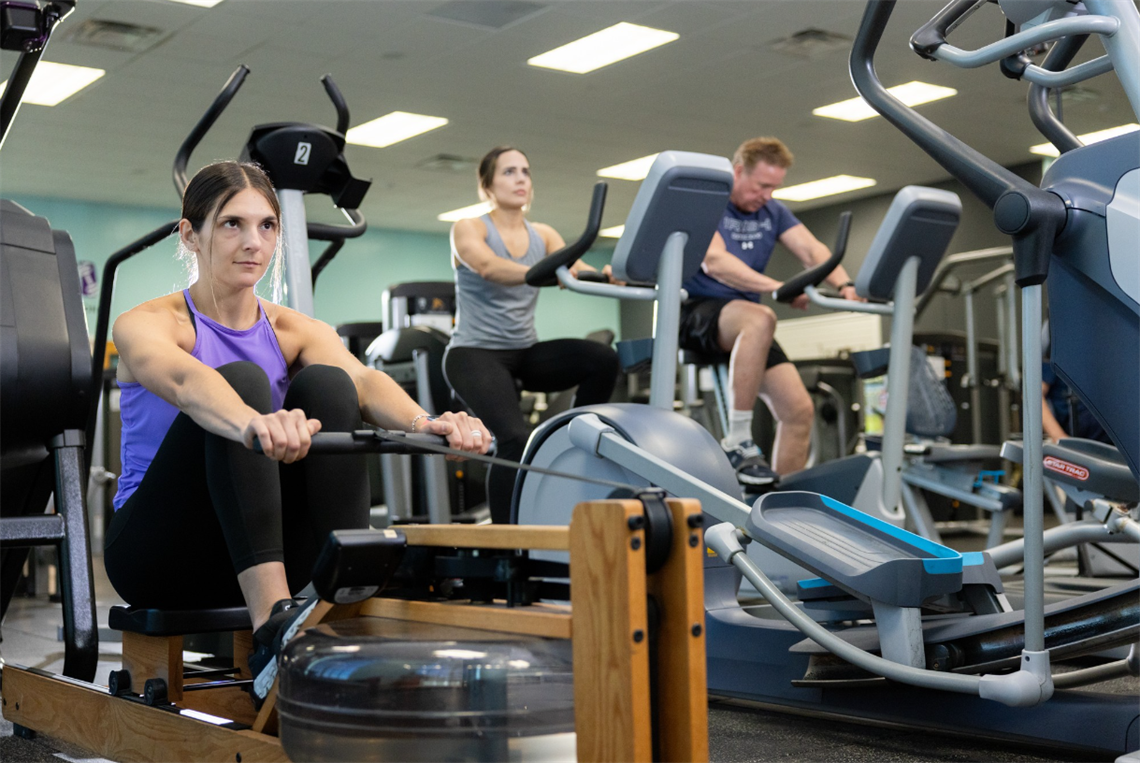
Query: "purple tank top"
113 290 290 510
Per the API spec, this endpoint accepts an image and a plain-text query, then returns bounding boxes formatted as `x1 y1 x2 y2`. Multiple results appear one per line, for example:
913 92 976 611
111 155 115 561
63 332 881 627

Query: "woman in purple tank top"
104 161 491 708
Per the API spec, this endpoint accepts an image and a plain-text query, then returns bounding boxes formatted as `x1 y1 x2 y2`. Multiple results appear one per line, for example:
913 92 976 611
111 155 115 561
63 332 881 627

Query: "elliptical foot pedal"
746 491 963 607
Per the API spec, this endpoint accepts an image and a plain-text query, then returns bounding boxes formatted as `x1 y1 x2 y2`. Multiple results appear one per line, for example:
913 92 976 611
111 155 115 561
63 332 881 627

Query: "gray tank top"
450 214 545 349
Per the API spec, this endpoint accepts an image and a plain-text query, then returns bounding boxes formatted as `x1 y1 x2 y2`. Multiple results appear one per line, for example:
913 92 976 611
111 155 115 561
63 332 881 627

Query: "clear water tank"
277 617 575 762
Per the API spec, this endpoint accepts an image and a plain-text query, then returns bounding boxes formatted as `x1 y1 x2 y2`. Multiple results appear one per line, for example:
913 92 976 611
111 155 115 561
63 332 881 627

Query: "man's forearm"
705 255 781 294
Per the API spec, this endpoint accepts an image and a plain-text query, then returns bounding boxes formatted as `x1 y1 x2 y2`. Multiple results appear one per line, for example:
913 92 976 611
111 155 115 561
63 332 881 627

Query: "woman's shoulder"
118 292 188 327
528 221 561 250
112 292 194 353
452 215 488 238
262 300 309 330
262 300 340 363
262 300 333 341
528 220 556 237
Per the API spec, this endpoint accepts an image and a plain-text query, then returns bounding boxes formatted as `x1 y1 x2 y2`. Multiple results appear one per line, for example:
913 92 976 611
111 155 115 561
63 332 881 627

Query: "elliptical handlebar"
309 207 367 241
772 211 852 303
1028 34 1088 156
320 73 350 136
851 0 1068 286
524 181 608 287
852 2 1029 210
173 65 250 196
0 0 77 150
909 0 988 60
912 1 1119 71
304 72 368 243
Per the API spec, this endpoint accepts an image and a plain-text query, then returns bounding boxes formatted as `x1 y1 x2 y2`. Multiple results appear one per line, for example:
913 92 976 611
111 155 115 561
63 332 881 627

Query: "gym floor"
0 534 1133 763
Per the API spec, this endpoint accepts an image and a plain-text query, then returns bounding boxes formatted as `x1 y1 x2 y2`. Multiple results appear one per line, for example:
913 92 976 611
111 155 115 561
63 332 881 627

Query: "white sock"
724 410 754 448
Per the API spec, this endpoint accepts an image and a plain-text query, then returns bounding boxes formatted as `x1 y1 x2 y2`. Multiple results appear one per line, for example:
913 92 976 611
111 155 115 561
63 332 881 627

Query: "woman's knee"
584 342 619 377
291 363 355 395
216 362 272 413
286 365 361 427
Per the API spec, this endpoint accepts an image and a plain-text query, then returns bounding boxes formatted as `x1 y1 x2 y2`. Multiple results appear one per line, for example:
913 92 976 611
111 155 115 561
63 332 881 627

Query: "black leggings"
104 362 369 609
443 340 619 524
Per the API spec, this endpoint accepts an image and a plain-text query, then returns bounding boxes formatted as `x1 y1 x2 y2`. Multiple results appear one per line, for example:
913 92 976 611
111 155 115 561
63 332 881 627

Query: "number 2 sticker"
294 142 311 165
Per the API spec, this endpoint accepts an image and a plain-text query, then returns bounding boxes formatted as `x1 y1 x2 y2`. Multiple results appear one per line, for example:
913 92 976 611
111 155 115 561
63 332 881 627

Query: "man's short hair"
732 137 794 171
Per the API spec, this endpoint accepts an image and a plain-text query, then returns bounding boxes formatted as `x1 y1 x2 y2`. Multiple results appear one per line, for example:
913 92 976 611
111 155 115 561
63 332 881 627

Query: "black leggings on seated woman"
444 339 619 524
104 362 369 610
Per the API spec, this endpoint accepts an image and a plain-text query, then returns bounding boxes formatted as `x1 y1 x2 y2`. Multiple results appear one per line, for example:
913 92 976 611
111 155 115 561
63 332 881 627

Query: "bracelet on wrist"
410 413 436 432
840 281 856 290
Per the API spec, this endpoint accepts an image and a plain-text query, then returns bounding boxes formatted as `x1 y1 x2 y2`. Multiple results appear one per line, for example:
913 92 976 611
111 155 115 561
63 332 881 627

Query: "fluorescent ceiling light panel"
0 61 104 106
167 0 225 7
813 81 957 122
346 112 448 148
1029 123 1140 157
597 154 659 181
773 175 877 202
438 202 493 223
528 22 678 74
599 225 625 238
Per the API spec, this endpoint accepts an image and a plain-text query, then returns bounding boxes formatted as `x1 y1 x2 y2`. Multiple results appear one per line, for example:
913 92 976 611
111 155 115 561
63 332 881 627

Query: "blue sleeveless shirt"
113 290 290 510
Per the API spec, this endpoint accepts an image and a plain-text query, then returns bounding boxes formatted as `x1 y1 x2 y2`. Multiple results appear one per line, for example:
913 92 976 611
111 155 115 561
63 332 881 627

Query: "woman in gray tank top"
444 146 620 523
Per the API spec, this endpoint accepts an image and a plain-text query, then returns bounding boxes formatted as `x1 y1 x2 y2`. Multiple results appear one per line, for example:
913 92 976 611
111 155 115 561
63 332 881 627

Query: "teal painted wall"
8 194 621 344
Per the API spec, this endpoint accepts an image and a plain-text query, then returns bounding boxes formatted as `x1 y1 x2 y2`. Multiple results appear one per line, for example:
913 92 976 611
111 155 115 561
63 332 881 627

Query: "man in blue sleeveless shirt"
680 137 860 486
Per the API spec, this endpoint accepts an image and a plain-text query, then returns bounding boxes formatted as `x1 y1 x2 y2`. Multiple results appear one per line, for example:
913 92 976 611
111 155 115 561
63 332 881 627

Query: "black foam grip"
525 182 608 287
773 211 852 303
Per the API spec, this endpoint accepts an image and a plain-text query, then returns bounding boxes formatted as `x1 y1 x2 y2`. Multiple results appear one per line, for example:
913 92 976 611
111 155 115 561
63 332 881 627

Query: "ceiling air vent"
771 28 852 60
416 154 478 173
63 19 167 53
428 1 547 30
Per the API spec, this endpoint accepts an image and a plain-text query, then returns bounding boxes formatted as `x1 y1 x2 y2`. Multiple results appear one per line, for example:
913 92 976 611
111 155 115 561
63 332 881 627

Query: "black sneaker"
247 597 319 708
722 439 778 486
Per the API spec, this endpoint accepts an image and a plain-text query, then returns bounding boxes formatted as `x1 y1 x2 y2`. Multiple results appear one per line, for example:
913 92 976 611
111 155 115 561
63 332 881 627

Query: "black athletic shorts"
678 297 789 368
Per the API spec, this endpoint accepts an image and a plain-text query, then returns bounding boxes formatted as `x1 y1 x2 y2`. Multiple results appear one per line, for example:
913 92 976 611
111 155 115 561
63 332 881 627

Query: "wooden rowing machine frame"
2 498 709 762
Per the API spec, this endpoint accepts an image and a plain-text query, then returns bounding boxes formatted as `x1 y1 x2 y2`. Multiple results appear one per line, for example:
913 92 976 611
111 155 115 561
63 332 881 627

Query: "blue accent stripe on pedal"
922 557 959 574
819 495 961 574
799 577 832 589
961 551 985 567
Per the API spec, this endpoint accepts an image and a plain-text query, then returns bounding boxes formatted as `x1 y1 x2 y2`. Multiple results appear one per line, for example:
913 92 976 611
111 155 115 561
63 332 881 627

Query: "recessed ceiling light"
167 0 225 7
773 175 877 202
528 22 678 74
0 61 104 106
346 112 448 148
438 201 494 223
1029 123 1140 157
597 154 659 181
813 81 957 122
599 225 625 238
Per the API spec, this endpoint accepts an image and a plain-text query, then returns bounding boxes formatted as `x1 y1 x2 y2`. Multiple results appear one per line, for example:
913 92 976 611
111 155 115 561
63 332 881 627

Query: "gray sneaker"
722 439 778 486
